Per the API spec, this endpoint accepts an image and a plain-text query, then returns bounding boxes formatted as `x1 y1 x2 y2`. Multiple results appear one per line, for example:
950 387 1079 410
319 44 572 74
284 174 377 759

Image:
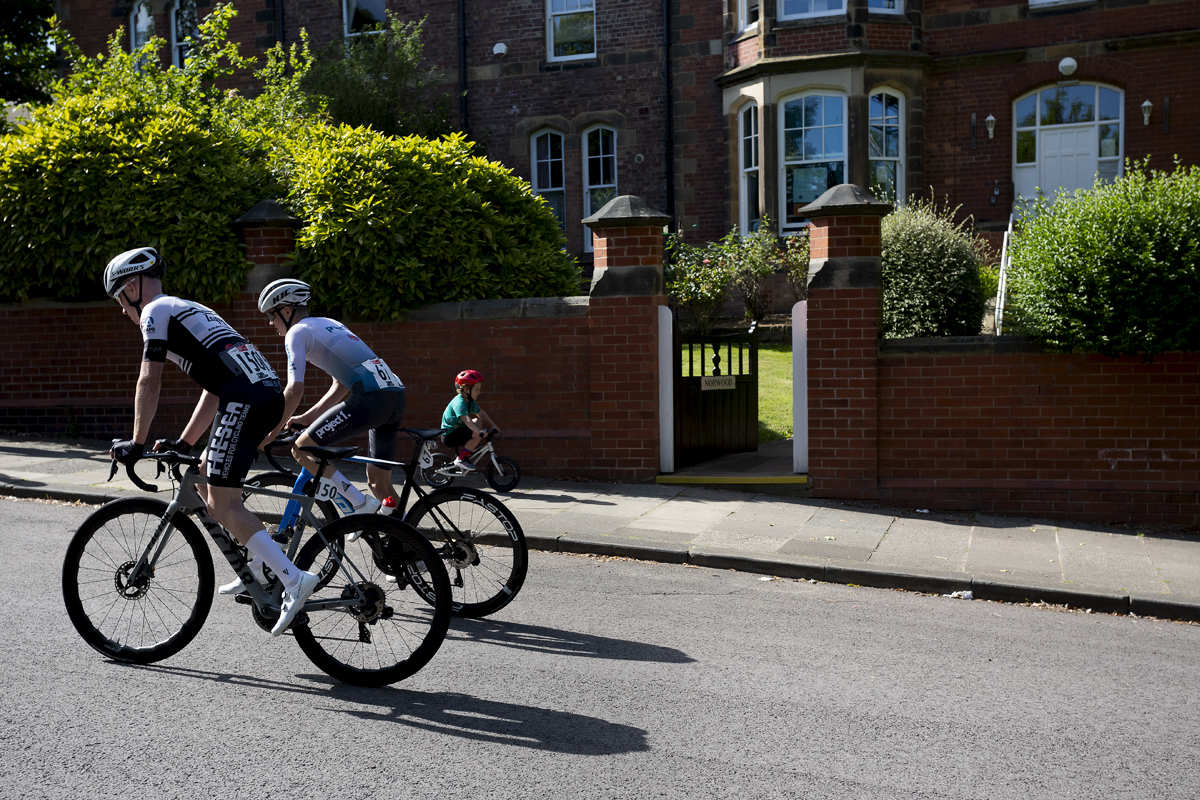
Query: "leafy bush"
1005 160 1200 357
300 14 452 140
665 231 735 334
728 220 778 321
881 199 990 338
779 230 810 303
0 6 307 304
285 127 579 319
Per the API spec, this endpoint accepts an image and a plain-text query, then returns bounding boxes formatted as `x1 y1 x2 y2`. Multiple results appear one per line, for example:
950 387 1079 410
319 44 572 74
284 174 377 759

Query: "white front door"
1039 125 1097 196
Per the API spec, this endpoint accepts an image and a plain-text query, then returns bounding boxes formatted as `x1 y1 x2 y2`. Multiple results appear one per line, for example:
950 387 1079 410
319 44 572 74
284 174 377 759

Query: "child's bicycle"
61 446 452 687
251 428 527 618
420 429 521 492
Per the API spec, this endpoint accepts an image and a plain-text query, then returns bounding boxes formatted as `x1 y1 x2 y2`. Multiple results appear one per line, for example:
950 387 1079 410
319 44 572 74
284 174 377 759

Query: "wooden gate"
673 322 759 469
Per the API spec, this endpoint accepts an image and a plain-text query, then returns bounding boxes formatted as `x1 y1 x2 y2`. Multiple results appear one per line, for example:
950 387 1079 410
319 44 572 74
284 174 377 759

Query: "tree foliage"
300 14 452 139
1 0 57 106
1005 160 1200 357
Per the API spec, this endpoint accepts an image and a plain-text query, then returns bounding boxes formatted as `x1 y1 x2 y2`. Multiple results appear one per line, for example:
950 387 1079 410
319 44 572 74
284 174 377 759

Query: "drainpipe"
459 0 469 135
663 0 675 222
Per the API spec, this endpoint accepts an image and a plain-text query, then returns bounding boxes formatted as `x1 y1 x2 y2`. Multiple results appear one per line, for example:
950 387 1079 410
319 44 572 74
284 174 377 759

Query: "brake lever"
107 459 118 482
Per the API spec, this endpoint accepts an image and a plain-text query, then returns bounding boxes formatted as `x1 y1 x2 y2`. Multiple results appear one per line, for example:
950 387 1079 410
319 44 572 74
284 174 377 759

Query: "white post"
658 305 674 473
792 300 808 474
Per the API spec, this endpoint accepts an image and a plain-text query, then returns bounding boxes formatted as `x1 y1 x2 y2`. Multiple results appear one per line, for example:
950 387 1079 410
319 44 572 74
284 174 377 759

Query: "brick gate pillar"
582 195 672 480
799 184 891 497
235 199 301 293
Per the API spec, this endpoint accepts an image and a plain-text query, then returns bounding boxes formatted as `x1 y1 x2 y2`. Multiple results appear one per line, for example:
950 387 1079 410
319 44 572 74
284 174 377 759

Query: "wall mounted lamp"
1058 57 1077 77
493 42 507 56
1142 99 1153 126
985 114 996 139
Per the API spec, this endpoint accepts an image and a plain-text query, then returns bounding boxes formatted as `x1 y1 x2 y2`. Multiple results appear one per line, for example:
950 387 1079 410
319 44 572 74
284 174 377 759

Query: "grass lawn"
758 343 793 444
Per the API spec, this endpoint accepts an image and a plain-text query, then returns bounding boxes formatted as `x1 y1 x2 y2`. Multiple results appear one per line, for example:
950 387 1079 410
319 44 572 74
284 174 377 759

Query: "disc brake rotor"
115 561 152 599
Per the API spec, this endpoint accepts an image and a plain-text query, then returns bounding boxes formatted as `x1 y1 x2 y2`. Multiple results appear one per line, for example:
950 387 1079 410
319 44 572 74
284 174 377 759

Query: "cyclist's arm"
130 360 165 445
476 410 499 433
289 380 348 429
261 380 304 447
177 390 219 448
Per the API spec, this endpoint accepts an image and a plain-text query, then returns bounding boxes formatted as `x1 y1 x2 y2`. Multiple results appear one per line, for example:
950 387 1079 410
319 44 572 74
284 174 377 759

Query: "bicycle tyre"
485 456 522 493
291 515 451 687
421 452 456 489
242 471 338 535
62 498 214 664
403 488 528 618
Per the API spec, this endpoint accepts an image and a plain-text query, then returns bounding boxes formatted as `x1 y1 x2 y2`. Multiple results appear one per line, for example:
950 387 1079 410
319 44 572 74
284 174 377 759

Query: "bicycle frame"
123 456 374 616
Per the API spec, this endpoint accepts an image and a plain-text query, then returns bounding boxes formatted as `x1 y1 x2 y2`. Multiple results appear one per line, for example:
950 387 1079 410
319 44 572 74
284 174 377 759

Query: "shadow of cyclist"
446 617 695 663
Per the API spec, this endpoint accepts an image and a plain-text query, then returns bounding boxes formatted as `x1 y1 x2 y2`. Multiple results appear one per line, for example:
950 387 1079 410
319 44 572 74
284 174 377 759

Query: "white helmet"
104 247 165 298
258 278 311 313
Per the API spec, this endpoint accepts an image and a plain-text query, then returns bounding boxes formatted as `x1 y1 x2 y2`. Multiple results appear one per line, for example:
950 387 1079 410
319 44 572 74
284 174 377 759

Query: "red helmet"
455 369 483 387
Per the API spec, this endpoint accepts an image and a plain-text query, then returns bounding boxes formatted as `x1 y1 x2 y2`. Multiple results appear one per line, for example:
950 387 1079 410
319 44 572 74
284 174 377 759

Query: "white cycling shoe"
271 570 320 637
346 495 385 542
219 558 268 596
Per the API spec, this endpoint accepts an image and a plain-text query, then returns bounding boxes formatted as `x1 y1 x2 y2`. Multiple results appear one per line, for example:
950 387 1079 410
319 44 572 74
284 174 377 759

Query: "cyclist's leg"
293 392 381 507
365 389 406 500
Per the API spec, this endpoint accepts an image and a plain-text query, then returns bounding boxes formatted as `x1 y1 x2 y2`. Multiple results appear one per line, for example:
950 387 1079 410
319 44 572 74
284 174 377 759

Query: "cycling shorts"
203 375 284 488
307 388 406 462
443 425 474 448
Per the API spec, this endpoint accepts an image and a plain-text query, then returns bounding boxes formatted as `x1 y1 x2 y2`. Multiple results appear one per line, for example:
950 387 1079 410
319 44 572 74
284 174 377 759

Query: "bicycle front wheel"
403 488 528 618
485 456 521 493
62 498 214 664
292 515 451 687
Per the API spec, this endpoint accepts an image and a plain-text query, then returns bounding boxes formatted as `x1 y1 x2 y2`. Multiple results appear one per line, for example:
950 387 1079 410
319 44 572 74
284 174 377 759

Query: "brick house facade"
53 0 1200 256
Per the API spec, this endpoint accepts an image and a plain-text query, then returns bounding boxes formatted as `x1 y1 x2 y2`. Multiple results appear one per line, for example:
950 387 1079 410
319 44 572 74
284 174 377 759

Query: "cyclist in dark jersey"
257 278 406 510
104 247 318 636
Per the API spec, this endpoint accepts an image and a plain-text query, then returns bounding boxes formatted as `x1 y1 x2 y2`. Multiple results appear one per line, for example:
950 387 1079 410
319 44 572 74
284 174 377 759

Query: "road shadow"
446 617 696 663
113 662 648 755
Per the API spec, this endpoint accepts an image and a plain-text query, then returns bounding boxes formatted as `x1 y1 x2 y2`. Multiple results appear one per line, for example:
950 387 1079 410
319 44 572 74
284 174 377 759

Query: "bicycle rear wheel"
421 452 455 489
62 498 214 664
403 488 528 618
292 516 451 687
242 471 337 539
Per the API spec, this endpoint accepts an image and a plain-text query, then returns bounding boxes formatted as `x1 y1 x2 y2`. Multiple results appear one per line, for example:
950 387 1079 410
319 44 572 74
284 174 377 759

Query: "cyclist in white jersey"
103 247 318 636
257 278 407 510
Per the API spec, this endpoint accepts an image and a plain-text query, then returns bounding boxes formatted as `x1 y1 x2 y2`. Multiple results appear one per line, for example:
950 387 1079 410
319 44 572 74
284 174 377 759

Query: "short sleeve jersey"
284 317 403 393
139 295 276 395
441 394 481 433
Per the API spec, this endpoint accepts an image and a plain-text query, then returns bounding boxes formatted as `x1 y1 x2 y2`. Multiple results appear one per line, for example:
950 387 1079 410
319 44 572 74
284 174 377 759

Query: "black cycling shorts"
443 425 474 448
204 375 284 488
307 387 406 462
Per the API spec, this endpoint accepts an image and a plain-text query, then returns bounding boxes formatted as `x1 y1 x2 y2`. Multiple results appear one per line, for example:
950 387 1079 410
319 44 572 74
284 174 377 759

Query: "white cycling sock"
325 471 366 506
246 530 301 589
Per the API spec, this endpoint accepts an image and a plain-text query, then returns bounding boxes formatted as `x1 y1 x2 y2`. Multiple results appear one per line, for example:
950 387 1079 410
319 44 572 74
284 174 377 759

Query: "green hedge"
285 127 579 319
0 93 261 304
881 200 990 338
1006 161 1200 357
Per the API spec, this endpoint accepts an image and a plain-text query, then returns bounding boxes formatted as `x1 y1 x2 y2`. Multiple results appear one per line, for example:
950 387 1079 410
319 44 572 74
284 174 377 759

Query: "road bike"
61 446 452 687
247 428 528 618
420 429 521 493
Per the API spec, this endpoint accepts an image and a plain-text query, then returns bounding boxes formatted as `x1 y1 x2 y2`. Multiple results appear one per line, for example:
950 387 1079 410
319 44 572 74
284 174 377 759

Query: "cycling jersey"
284 318 403 394
140 296 280 394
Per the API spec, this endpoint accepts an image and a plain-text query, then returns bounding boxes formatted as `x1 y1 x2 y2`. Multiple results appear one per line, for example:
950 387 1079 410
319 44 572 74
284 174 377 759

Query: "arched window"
1013 83 1123 202
531 129 566 232
170 0 199 69
780 93 845 229
739 103 761 234
130 1 154 53
868 89 904 205
583 125 617 252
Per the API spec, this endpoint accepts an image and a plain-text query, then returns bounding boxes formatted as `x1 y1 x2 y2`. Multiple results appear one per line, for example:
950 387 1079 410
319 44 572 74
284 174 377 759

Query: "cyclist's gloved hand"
154 438 191 455
111 439 144 465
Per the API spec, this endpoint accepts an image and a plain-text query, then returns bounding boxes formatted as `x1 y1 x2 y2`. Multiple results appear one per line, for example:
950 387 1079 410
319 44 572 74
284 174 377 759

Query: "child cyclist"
441 370 500 472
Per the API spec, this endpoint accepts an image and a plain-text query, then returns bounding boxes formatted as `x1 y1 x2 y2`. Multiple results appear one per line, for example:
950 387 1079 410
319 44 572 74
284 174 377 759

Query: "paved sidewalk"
3 434 1199 622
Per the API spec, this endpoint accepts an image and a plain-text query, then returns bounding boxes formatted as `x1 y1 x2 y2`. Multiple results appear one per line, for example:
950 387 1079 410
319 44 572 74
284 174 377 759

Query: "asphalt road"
4 496 1200 800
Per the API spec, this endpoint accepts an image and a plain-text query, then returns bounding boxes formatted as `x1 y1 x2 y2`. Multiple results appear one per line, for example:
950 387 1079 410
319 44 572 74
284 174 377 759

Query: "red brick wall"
0 292 663 480
875 347 1200 525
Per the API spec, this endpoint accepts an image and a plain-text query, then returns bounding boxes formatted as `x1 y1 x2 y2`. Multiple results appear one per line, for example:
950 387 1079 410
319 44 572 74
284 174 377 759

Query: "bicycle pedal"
233 593 252 605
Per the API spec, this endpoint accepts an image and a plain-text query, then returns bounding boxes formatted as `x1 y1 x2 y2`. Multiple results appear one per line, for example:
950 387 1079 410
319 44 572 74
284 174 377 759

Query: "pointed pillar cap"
582 195 672 229
798 184 892 219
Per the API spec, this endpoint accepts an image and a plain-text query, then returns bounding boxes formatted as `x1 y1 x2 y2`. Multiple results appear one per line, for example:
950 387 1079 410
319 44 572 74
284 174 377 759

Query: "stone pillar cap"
798 184 893 219
582 195 672 229
235 199 301 229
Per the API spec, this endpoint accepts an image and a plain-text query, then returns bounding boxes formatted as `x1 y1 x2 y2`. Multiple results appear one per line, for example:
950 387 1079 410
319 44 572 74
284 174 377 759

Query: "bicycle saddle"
402 428 445 442
297 445 359 461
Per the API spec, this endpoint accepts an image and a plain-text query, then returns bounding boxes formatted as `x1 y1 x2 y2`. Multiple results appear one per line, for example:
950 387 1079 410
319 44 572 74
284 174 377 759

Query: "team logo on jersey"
141 316 155 334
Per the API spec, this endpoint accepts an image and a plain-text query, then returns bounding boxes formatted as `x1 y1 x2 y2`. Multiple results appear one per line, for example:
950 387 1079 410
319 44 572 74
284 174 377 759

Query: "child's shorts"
443 426 473 448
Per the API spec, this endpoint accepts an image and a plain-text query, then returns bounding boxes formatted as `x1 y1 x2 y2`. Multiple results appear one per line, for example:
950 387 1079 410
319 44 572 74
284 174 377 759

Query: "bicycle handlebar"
108 450 201 493
263 431 301 473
